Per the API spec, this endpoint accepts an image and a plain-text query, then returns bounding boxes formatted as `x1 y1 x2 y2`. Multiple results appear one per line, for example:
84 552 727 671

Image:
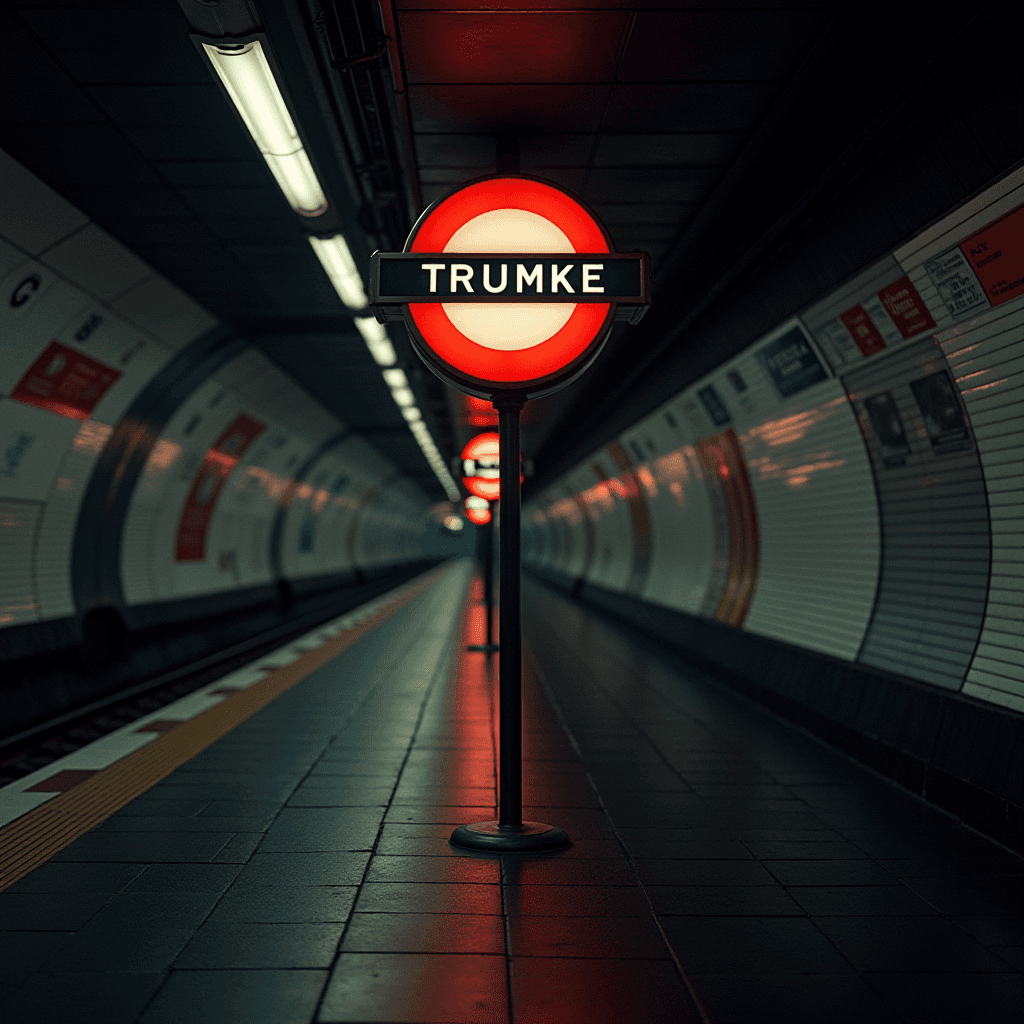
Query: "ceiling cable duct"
203 41 328 217
308 233 369 309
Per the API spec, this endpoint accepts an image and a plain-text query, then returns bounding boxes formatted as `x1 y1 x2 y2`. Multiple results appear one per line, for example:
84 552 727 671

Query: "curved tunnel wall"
0 148 435 732
525 165 1024 847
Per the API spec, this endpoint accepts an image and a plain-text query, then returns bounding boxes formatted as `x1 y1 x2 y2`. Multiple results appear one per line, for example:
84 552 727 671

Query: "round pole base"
450 820 571 852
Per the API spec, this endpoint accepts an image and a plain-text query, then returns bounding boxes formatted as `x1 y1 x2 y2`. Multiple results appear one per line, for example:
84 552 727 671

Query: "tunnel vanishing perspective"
0 2 1021 1022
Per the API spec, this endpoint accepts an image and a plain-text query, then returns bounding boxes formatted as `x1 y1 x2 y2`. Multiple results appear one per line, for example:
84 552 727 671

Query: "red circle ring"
404 176 615 395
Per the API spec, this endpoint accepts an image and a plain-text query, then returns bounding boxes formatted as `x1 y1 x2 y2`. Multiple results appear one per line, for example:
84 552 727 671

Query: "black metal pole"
484 518 494 649
497 397 523 829
448 394 568 852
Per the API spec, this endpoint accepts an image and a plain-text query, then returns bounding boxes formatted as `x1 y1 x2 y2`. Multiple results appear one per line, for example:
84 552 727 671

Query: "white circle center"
441 208 575 351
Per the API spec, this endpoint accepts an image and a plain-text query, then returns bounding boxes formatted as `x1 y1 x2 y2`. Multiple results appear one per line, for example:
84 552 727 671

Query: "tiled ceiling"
400 2 823 267
2 0 991 495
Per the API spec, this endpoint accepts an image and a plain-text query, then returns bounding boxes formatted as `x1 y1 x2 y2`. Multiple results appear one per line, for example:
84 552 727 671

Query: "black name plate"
371 252 649 304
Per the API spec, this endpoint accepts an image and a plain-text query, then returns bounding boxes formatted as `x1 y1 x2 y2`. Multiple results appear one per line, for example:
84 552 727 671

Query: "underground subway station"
0 1 1021 1022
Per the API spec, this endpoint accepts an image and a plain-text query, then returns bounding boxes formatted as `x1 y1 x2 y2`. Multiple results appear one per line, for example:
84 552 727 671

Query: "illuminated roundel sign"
465 496 491 525
461 431 524 500
370 175 650 399
462 432 500 500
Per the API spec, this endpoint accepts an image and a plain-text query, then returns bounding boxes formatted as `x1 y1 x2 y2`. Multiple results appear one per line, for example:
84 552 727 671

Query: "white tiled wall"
525 164 1024 714
0 148 219 625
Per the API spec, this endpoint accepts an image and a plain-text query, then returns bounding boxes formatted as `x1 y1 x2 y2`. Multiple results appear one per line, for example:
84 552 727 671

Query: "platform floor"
0 560 1020 1023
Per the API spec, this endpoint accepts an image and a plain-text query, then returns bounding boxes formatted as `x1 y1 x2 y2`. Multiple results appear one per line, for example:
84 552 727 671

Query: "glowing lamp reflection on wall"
465 496 491 525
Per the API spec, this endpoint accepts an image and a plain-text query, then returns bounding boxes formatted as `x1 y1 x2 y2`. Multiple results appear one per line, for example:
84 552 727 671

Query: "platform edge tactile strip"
0 566 447 894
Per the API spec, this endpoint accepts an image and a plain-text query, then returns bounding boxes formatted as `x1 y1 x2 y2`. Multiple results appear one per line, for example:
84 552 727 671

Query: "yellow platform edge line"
0 566 446 892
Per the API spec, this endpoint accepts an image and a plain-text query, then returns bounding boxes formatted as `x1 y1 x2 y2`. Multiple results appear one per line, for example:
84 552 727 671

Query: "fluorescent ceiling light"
382 369 407 388
391 386 415 408
401 406 422 422
309 235 368 310
354 317 397 366
204 41 327 217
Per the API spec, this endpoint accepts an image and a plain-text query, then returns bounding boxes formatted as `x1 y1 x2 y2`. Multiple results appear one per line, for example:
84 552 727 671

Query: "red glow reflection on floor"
451 575 498 796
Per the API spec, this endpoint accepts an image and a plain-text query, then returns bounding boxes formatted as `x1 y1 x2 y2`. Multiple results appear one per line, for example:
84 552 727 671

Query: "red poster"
877 275 936 339
174 414 266 561
840 304 887 357
959 203 1024 307
11 341 121 420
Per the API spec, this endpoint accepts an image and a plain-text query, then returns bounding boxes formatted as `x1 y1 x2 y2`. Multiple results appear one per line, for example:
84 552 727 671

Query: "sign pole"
484 515 495 649
496 394 523 829
450 393 569 851
368 171 649 852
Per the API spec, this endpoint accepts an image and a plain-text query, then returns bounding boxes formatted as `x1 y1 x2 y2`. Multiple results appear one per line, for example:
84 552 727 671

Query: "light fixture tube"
203 41 327 217
354 317 397 366
309 235 369 310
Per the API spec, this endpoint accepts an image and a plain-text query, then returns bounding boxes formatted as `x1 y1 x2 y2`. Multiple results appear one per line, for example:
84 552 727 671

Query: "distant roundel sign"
369 176 650 399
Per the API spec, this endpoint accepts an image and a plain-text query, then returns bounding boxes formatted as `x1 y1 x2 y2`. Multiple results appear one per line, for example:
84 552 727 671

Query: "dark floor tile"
648 885 802 916
744 840 869 859
257 807 384 853
94 815 272 834
145 783 298 802
900 881 1017 916
510 956 700 1023
355 882 501 915
115 798 211 816
0 932 74 980
692 973 902 1024
4 861 147 894
139 969 327 1024
814 916 1015 972
83 890 222 931
390 787 498 806
341 912 504 953
660 917 853 974
0 971 163 1024
231 851 370 887
286 788 393 807
522 807 618 839
175 921 343 968
730 828 842 841
124 863 243 893
207 885 357 924
788 885 940 916
764 860 897 886
366 855 499 884
864 972 1024 1024
501 857 635 886
298 774 398 789
508 914 671 959
383 804 494 824
197 801 283 819
504 884 652 917
0 892 112 930
50 831 233 863
635 859 776 885
37 923 194 972
625 839 754 859
319 952 508 1023
211 832 263 862
993 945 1024 969
951 915 1024 947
